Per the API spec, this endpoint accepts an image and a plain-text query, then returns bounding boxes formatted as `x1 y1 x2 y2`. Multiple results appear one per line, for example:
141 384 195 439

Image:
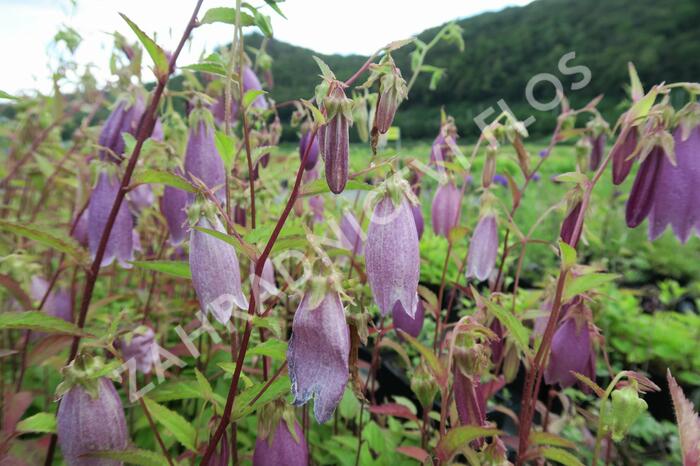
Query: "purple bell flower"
287 290 349 424
98 96 145 162
339 211 364 256
120 326 157 374
128 183 154 212
242 66 268 110
589 134 606 171
210 94 239 126
184 118 226 200
560 201 583 247
72 210 89 247
544 313 595 391
366 195 420 318
30 277 72 323
233 204 247 227
392 299 424 338
88 172 134 268
411 203 424 240
611 127 639 185
648 126 700 242
320 86 351 194
625 147 663 228
252 417 308 466
492 174 508 187
431 182 462 238
466 215 498 282
160 177 189 246
57 378 128 466
189 215 248 324
299 130 319 171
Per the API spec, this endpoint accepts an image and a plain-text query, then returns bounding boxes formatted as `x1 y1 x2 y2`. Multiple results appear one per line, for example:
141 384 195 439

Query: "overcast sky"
1 0 532 94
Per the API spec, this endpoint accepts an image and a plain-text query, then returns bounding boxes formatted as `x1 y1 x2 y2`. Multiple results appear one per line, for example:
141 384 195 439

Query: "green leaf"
87 449 169 466
397 330 447 386
214 131 237 171
16 412 56 434
243 4 273 37
248 339 287 360
530 431 576 449
484 301 532 358
0 220 86 262
559 240 577 268
540 447 585 466
628 62 644 101
130 260 191 279
243 89 267 108
626 87 658 126
200 7 254 26
132 168 196 193
194 226 258 260
0 311 88 336
232 375 291 419
181 62 228 77
119 13 169 80
264 0 287 19
194 368 217 407
300 99 326 126
149 381 225 405
436 426 500 461
143 397 197 451
312 56 335 80
301 178 373 196
564 272 619 301
0 90 17 100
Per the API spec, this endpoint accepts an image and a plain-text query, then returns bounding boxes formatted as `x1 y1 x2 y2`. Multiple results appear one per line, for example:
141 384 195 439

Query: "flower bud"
431 182 462 238
72 210 89 247
411 362 438 409
184 113 225 200
604 382 648 442
589 133 606 171
98 96 145 162
544 312 595 391
189 213 247 324
88 171 134 269
119 326 157 374
288 289 349 424
299 130 319 171
233 204 247 227
374 66 407 134
366 194 420 317
625 146 663 228
466 214 498 282
560 200 582 247
253 412 308 466
57 363 128 466
242 66 268 110
482 147 497 188
611 127 639 185
320 84 352 194
160 174 189 246
392 299 424 339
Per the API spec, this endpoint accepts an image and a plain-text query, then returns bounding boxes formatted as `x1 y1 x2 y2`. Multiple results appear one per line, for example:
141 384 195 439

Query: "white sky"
0 0 532 95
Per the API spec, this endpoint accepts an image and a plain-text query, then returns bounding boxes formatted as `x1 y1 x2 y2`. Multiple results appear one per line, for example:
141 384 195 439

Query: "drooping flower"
466 214 498 282
242 66 268 110
184 112 226 200
365 194 420 318
189 213 247 324
30 276 72 323
253 409 308 466
625 146 663 228
667 370 700 466
128 183 154 212
431 182 462 238
373 58 407 134
560 200 583 247
57 374 128 466
210 93 239 127
98 96 145 162
287 289 349 424
72 210 89 247
233 204 247 227
160 174 189 246
320 84 352 194
88 171 134 268
429 117 459 170
392 299 424 338
299 130 319 171
589 133 606 171
339 211 364 256
453 368 505 446
611 127 639 185
544 308 595 391
411 203 424 240
648 126 700 242
120 326 157 374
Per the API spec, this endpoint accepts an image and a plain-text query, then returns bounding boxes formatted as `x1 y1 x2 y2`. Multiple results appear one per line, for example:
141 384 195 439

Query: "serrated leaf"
16 412 56 433
119 13 169 80
626 87 658 126
312 56 335 80
244 6 273 37
264 0 286 19
248 339 287 360
194 368 217 407
87 449 169 466
564 272 619 301
541 447 585 466
132 168 196 193
0 220 86 262
0 311 88 336
194 226 258 260
214 131 236 171
436 426 500 461
483 300 531 358
232 375 291 419
130 260 191 279
149 381 225 406
300 100 326 126
243 89 267 108
142 398 197 451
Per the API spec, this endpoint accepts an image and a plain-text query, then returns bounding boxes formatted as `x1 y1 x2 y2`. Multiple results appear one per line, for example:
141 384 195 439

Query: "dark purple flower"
339 211 364 256
611 127 639 185
539 149 549 158
411 203 424 240
648 126 700 242
288 290 349 424
299 130 319 171
57 378 128 466
492 174 508 187
98 97 145 162
88 172 134 268
431 182 462 238
253 418 308 466
72 210 89 247
392 299 424 338
242 66 268 110
184 118 225 200
189 215 247 324
128 183 154 212
560 201 583 247
466 215 498 282
320 85 351 194
544 315 595 391
374 65 406 134
589 134 606 171
120 326 157 374
366 196 420 317
233 204 247 227
453 369 505 447
625 147 663 228
160 177 189 246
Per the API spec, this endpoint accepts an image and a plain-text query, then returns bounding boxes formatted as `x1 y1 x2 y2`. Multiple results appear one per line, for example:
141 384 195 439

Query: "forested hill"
251 0 700 139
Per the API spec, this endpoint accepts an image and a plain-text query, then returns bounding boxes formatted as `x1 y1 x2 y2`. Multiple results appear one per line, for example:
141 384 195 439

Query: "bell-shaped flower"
544 309 596 391
466 214 498 282
120 326 157 374
320 84 352 194
184 112 226 200
589 133 606 171
366 194 420 318
299 130 319 171
88 171 134 268
30 276 72 323
160 176 189 246
625 147 663 228
98 96 145 162
611 127 639 185
431 182 462 238
287 289 349 424
339 211 364 256
242 66 268 110
560 200 583 247
128 183 154 212
392 299 424 338
189 213 248 324
253 413 308 466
